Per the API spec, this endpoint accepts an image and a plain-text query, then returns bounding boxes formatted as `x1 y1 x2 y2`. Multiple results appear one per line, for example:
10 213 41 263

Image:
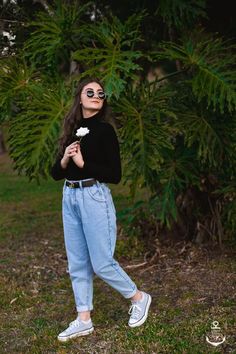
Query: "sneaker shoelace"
66 319 81 331
128 303 142 319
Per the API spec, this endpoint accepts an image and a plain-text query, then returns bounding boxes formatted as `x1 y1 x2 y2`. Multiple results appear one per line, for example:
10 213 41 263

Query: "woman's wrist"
61 157 69 169
72 155 84 168
75 160 84 169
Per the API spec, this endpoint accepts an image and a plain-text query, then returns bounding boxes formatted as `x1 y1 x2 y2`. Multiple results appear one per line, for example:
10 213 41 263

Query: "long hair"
57 77 113 157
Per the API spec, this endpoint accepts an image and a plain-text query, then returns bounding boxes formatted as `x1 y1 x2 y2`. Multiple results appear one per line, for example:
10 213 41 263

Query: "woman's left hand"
71 142 84 168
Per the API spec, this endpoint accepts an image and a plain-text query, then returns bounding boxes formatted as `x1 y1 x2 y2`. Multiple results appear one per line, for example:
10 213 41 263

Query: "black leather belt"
66 179 97 188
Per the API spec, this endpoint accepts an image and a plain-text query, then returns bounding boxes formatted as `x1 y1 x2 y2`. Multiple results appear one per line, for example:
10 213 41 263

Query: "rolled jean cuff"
76 305 93 312
123 286 138 299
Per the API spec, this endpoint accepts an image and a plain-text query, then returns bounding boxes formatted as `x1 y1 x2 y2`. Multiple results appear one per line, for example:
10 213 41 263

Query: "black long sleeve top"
50 111 122 184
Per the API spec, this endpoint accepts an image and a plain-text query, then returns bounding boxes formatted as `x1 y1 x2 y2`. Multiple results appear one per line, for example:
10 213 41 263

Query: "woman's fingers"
68 148 77 155
70 141 79 147
64 141 80 158
68 145 81 156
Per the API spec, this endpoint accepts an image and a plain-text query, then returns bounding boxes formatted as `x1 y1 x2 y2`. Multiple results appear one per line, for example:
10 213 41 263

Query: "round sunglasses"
82 89 106 100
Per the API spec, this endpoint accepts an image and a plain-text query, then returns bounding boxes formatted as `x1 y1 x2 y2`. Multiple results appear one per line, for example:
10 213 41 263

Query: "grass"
0 153 236 353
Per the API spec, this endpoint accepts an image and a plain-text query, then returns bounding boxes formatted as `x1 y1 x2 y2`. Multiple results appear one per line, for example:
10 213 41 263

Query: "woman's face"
80 82 105 114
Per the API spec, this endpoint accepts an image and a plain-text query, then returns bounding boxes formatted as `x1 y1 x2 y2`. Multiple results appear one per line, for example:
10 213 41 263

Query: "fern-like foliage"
178 110 236 170
158 30 236 113
178 111 223 167
163 80 236 172
112 80 177 198
23 0 91 70
72 13 145 98
149 145 199 227
216 181 236 235
7 81 72 181
157 0 207 28
0 56 36 122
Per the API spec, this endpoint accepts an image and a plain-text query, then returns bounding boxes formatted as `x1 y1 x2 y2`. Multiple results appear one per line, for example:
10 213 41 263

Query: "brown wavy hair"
57 77 113 158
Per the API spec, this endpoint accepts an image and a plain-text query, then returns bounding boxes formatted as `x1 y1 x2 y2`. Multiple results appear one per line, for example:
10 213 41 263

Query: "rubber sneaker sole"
58 326 94 342
128 294 152 328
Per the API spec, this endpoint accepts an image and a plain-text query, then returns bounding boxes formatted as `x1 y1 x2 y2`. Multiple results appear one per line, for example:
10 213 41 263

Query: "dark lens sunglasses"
84 89 106 100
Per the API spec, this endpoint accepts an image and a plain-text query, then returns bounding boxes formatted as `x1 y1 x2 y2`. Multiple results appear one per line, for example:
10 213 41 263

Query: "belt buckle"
69 182 74 188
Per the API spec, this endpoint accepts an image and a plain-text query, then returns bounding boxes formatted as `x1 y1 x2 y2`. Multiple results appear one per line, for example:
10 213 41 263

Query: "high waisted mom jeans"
62 178 137 312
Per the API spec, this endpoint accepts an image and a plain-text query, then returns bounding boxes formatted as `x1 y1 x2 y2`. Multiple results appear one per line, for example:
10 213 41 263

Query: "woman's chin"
86 106 102 112
90 104 102 109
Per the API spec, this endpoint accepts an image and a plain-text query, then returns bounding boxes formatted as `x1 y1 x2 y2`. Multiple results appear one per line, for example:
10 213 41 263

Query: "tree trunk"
0 129 6 154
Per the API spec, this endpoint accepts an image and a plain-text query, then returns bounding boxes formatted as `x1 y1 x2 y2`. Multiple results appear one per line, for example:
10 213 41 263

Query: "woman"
51 77 151 342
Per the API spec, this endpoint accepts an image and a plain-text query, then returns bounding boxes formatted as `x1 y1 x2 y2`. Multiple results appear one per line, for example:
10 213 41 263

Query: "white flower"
75 127 90 143
76 127 90 137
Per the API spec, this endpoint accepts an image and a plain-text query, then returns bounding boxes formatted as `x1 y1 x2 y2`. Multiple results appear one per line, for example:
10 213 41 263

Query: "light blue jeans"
62 178 138 312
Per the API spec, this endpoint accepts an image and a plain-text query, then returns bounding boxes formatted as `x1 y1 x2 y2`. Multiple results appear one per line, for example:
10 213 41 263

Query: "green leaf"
72 13 145 98
112 81 177 197
0 56 37 122
157 30 236 113
7 81 72 181
23 0 91 69
157 0 207 28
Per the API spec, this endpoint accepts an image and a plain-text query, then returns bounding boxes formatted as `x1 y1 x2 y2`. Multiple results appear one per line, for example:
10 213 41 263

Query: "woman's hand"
71 143 84 168
61 141 79 169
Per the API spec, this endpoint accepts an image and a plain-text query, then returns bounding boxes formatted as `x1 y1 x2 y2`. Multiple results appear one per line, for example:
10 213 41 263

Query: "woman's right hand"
61 141 79 169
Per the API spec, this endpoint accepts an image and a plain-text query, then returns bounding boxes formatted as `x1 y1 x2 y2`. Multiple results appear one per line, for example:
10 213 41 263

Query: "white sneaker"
128 291 152 327
57 318 94 342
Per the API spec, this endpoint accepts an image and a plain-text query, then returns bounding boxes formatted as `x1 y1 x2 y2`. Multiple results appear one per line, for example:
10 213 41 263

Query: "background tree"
0 0 235 247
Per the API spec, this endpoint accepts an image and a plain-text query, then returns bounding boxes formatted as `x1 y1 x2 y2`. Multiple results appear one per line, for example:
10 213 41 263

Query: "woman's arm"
50 141 79 180
50 157 67 180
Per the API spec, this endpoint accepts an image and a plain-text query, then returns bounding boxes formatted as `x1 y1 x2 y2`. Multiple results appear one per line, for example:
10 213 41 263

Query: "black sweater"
50 111 122 184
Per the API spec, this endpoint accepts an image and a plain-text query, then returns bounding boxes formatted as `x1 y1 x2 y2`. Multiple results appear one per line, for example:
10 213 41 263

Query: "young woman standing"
51 77 151 342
